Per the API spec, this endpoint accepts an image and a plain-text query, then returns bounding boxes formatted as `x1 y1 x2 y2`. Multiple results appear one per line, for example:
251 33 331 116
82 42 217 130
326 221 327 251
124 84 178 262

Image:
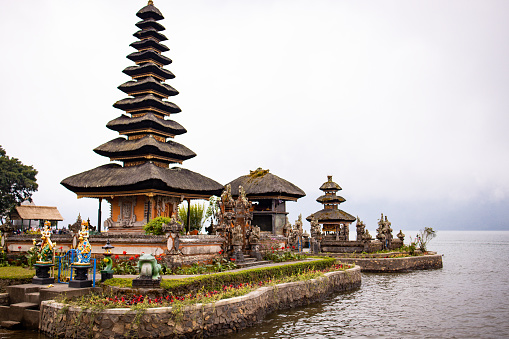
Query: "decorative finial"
327 175 332 182
148 0 154 5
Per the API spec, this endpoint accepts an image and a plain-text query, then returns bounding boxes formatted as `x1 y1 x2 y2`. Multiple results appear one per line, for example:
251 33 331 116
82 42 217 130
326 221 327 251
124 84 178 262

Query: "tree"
178 202 206 233
0 146 38 223
415 227 437 252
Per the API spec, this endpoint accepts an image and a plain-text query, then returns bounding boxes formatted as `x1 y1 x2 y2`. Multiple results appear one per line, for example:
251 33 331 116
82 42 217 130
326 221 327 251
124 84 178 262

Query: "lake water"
2 231 508 338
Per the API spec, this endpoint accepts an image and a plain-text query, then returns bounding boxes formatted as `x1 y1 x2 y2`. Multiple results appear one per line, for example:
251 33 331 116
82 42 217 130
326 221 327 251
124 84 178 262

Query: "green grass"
0 266 35 279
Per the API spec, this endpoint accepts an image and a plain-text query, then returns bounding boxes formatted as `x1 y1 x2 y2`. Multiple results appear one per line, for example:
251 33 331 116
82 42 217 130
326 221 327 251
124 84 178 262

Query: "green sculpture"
137 253 161 280
103 256 113 271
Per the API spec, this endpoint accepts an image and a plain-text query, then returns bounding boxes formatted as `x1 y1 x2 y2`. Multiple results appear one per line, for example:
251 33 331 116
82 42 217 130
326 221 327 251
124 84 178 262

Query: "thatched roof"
106 113 186 136
127 50 172 66
316 194 346 204
10 206 63 221
118 77 178 97
93 136 196 161
227 168 305 201
320 175 342 191
137 3 164 21
113 94 181 114
130 38 169 53
134 28 167 42
61 162 223 197
136 19 164 32
306 209 355 223
123 63 175 80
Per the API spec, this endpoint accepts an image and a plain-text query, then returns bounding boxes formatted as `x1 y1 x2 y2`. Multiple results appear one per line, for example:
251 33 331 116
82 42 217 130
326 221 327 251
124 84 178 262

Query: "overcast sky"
1 0 508 233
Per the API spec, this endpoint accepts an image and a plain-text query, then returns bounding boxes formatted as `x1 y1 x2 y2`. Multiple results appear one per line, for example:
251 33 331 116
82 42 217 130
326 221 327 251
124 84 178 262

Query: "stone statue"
356 217 366 241
363 229 372 241
397 230 405 242
162 213 183 234
221 184 234 207
137 253 162 280
283 216 291 238
383 215 393 250
232 224 243 246
309 216 322 254
76 221 92 264
249 225 261 244
36 221 55 264
238 186 250 209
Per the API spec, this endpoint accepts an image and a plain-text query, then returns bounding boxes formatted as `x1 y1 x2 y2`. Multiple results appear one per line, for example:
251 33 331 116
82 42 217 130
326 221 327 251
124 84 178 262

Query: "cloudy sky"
1 0 508 232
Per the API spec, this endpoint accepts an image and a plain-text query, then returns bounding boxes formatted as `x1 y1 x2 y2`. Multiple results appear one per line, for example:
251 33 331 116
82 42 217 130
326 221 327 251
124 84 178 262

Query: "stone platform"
331 253 443 272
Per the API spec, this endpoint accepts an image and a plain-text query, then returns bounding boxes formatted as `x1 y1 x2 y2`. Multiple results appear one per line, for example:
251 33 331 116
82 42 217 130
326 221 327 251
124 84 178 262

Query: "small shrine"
61 1 223 233
209 184 264 262
226 168 305 235
306 175 356 240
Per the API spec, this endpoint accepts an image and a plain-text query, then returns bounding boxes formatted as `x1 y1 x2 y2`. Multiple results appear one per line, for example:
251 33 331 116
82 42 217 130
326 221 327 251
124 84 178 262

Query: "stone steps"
0 320 21 329
235 260 271 269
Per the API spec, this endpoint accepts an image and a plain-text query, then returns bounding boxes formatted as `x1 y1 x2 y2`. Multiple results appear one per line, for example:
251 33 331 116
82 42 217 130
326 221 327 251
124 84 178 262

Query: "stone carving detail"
212 184 254 261
376 213 394 250
309 216 322 254
397 230 405 242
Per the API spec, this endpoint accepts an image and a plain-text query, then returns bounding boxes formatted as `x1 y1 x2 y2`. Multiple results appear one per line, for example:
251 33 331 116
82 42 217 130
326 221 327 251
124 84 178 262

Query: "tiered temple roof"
61 1 222 199
306 176 355 223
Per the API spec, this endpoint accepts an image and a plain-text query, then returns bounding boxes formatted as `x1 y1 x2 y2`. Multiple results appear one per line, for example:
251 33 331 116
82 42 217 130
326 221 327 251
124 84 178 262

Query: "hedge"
103 257 337 297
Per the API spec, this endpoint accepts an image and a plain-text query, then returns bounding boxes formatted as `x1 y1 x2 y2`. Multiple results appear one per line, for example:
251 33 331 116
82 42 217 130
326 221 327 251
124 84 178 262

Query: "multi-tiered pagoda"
61 1 223 233
306 176 355 240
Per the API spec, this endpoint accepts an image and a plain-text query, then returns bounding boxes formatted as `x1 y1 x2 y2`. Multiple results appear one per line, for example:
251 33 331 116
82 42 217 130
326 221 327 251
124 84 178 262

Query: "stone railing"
39 266 361 338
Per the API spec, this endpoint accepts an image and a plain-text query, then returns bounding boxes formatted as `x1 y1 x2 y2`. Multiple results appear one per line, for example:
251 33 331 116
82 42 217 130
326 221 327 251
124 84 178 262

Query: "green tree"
0 146 38 223
178 202 206 233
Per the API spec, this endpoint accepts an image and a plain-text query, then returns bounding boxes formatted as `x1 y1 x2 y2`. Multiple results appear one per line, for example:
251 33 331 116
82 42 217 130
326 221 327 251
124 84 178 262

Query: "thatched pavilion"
9 204 63 231
227 168 305 235
61 1 222 233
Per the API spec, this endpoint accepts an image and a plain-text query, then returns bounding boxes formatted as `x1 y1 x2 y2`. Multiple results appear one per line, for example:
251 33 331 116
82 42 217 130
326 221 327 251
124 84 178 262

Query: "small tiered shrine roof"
306 175 355 223
61 1 222 199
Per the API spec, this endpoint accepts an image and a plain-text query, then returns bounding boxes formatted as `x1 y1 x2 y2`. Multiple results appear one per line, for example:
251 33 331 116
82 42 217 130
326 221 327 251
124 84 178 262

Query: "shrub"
143 216 172 235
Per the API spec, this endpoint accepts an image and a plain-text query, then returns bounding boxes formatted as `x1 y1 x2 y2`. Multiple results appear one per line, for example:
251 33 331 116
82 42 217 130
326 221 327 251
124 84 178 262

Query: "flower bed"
102 257 337 297
41 265 361 338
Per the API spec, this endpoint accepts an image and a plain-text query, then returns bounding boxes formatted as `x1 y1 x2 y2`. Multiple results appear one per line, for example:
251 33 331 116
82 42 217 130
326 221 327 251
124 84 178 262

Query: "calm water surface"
1 231 508 338
225 231 509 338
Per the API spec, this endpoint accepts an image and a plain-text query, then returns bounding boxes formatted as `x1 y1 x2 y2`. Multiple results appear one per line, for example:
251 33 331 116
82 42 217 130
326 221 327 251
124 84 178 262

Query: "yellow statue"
36 221 55 264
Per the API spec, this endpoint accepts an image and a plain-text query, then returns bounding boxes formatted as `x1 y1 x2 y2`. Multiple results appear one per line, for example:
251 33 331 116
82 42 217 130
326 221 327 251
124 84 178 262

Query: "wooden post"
97 198 102 233
187 198 191 235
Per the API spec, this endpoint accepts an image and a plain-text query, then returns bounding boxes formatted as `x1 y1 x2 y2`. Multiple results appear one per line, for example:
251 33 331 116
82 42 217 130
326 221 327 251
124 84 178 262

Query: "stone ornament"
137 253 162 280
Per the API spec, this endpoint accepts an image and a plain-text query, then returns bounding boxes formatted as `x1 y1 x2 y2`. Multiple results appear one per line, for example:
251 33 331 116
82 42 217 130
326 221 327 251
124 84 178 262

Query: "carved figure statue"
249 225 261 244
283 216 291 238
36 221 55 263
76 221 92 264
232 224 243 246
356 217 366 241
221 184 234 207
137 253 161 280
162 213 183 234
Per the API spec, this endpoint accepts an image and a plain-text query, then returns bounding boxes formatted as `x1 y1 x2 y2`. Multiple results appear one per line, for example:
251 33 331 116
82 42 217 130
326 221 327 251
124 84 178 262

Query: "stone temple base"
69 279 93 288
69 264 92 288
101 270 114 282
32 276 55 285
132 276 161 289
